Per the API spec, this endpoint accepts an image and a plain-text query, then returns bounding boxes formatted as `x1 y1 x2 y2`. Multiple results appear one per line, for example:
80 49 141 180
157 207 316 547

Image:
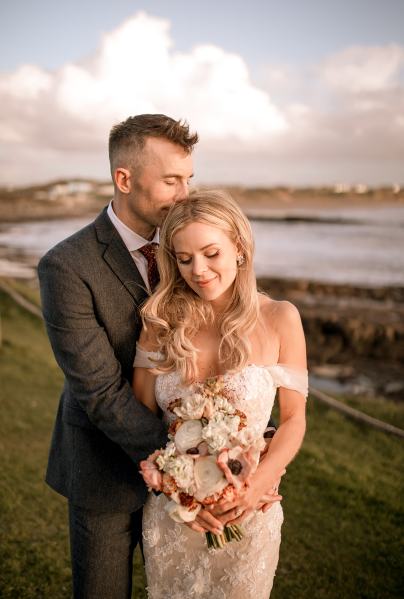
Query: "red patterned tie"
138 243 159 290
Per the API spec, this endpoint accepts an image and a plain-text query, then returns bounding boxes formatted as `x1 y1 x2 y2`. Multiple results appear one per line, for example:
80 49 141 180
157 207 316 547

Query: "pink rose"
139 456 163 492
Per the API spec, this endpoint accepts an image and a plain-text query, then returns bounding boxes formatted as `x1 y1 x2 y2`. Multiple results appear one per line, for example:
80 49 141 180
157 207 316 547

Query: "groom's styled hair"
108 113 198 177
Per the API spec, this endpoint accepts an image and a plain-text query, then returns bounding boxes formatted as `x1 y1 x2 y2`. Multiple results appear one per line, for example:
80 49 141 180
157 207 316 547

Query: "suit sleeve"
38 249 168 464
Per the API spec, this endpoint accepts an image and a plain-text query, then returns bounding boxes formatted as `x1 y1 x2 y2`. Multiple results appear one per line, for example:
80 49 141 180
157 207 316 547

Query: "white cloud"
0 11 286 165
0 13 403 186
319 44 404 94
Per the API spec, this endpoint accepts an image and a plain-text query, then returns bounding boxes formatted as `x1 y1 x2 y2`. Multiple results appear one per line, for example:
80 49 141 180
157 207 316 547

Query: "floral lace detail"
155 364 278 428
142 366 288 599
143 494 283 599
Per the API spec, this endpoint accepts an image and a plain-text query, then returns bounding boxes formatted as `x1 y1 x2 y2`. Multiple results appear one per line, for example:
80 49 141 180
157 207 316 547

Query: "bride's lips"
195 277 217 288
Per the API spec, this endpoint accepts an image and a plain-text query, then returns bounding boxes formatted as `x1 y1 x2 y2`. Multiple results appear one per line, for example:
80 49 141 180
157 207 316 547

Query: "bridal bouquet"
140 376 266 549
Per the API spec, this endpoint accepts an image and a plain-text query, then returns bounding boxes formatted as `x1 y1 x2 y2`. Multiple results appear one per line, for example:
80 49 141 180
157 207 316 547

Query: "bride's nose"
192 256 208 277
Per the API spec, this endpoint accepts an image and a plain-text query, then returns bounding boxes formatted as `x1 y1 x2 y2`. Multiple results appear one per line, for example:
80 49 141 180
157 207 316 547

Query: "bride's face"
172 221 239 305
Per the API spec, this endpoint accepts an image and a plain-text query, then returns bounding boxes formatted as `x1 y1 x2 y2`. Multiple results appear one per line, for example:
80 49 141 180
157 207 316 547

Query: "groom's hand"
185 508 225 535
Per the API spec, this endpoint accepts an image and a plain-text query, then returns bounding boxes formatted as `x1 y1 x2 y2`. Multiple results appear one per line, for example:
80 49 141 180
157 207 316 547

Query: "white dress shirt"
107 201 159 292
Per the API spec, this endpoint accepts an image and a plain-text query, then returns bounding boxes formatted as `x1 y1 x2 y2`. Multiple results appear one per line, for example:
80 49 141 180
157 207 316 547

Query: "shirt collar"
107 200 159 251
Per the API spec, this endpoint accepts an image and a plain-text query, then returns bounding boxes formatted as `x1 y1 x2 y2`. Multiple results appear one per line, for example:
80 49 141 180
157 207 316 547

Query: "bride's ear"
235 240 245 265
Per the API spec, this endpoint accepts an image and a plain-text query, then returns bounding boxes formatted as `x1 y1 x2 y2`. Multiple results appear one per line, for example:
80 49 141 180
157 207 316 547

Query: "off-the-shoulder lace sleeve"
266 364 308 399
133 343 164 368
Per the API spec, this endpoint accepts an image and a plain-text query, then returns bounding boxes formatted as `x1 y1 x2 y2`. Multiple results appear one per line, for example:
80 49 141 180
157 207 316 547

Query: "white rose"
233 427 265 450
202 413 240 452
213 396 236 415
175 420 204 453
164 454 195 493
194 456 228 501
165 499 201 523
155 441 177 470
173 393 206 420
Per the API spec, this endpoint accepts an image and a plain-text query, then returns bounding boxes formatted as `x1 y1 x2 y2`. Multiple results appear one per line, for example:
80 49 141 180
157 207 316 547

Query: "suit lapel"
94 207 149 306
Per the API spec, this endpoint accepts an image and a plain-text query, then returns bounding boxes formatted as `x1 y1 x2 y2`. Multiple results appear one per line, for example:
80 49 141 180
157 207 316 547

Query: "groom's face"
128 136 194 237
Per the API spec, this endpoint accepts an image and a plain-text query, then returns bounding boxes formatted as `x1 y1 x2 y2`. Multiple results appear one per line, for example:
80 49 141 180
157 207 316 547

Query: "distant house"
333 183 351 194
48 181 94 201
333 183 368 194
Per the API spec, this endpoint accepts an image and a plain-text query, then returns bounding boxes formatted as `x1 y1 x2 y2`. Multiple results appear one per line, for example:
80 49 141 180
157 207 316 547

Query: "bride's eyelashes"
177 251 220 266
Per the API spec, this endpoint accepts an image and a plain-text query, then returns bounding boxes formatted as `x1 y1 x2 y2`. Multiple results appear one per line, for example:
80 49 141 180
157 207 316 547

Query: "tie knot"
138 243 158 261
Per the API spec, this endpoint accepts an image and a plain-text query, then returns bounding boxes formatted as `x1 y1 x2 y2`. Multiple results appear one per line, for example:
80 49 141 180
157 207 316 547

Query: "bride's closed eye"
177 251 219 265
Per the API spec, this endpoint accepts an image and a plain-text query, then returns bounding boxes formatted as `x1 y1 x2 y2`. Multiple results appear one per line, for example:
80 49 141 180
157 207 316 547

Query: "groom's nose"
175 180 190 202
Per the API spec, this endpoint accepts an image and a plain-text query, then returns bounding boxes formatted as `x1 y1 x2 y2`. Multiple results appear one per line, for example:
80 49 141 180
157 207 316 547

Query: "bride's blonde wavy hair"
141 189 259 383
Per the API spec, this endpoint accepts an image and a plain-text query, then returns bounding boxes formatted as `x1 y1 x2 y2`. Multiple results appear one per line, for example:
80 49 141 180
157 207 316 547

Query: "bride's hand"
257 468 286 514
209 469 283 526
184 507 225 535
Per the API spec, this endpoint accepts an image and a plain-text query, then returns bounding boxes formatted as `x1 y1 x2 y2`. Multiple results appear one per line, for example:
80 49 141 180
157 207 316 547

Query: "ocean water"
1 207 403 286
251 218 404 286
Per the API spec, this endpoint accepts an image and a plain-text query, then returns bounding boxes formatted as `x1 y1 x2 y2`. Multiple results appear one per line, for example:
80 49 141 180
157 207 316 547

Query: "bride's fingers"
227 508 252 526
185 521 207 533
260 493 281 502
260 495 283 513
195 509 225 535
217 504 249 525
211 495 246 515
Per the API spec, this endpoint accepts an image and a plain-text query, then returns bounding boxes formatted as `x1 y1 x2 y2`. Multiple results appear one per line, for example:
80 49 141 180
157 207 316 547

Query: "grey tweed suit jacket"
38 207 168 512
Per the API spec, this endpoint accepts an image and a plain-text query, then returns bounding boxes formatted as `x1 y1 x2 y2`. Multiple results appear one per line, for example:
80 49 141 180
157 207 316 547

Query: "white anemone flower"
175 420 204 453
194 455 228 501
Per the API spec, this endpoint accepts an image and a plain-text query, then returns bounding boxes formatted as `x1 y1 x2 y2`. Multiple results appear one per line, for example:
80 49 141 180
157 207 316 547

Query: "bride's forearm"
259 416 306 484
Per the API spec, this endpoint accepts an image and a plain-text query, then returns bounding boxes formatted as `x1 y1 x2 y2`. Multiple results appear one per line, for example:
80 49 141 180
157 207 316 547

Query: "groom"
38 114 204 598
39 113 278 598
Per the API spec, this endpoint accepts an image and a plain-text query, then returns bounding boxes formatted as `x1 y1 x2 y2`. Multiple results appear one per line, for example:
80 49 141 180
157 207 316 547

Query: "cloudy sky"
1 0 403 186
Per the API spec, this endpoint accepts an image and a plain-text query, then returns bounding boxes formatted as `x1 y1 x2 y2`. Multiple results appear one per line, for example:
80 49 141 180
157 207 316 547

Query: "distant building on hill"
48 181 94 200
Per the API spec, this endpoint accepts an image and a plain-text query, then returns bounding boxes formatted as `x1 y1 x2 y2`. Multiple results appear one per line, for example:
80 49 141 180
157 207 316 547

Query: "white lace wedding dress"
134 347 308 599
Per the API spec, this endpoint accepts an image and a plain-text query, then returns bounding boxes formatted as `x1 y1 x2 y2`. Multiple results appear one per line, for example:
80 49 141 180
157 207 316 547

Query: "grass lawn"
0 283 403 598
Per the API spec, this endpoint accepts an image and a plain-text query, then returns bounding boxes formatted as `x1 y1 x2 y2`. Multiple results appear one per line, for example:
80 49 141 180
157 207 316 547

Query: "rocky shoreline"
1 259 402 400
258 277 404 400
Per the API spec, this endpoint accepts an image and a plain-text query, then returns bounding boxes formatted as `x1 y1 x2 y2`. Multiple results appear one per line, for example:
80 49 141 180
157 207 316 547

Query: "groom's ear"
114 167 132 194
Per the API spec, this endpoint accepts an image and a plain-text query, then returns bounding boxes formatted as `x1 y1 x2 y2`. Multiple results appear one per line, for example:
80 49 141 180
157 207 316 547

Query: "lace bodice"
134 344 308 429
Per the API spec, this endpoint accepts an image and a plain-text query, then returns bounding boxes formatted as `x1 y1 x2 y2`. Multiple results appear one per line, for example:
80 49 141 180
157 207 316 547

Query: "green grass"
1 283 403 598
336 393 404 430
0 277 41 308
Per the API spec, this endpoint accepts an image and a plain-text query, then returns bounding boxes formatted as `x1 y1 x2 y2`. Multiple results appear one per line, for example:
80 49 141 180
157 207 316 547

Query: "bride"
133 189 307 598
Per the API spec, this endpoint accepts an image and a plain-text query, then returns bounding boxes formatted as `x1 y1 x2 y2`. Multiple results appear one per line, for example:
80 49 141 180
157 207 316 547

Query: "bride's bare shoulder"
258 293 302 332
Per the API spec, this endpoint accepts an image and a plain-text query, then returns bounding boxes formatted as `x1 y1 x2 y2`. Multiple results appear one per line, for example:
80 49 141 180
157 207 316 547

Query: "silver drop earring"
236 255 245 266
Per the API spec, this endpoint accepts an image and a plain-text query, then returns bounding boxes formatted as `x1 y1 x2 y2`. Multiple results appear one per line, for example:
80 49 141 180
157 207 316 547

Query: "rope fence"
309 386 404 438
